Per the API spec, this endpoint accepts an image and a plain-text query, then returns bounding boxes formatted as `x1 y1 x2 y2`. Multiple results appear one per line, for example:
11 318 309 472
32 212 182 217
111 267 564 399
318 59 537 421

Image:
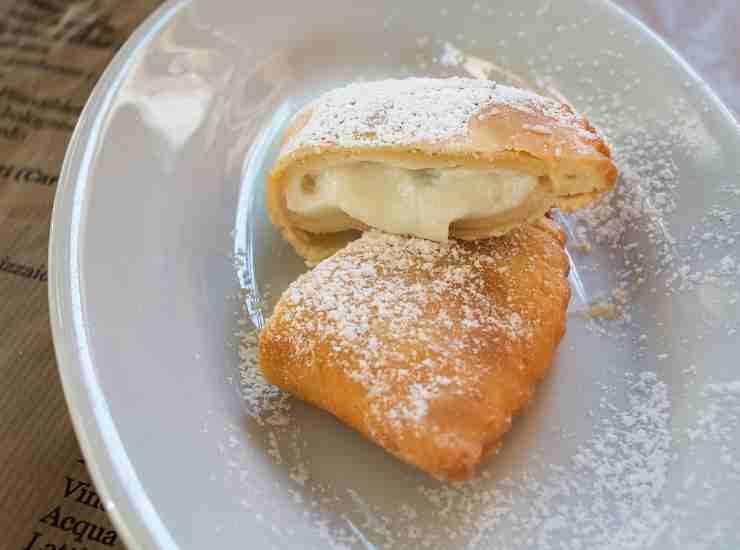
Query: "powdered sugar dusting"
412 371 675 549
271 229 539 434
286 78 497 152
285 77 595 154
238 327 291 426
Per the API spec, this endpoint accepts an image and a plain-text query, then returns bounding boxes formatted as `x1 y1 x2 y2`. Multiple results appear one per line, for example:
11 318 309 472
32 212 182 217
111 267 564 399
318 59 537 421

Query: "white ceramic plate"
50 1 740 548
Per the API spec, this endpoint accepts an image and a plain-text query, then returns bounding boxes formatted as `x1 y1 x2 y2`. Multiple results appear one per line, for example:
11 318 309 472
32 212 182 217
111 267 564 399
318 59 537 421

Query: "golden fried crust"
258 220 571 480
266 79 616 263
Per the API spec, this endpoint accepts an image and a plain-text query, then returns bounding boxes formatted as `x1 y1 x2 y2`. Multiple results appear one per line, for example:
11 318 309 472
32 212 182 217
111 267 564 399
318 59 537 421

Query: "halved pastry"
267 77 617 263
259 218 571 480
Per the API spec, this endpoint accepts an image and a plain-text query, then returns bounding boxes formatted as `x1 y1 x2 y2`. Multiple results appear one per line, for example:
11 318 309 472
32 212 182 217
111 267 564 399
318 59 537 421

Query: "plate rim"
49 2 189 549
47 2 740 550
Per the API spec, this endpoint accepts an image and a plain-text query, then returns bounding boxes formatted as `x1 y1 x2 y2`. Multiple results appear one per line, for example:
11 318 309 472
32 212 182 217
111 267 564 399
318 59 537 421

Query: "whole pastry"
267 77 617 263
259 218 571 480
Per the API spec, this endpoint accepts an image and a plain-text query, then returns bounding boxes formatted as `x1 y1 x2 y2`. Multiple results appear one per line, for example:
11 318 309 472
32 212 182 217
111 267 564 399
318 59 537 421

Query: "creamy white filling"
285 162 537 242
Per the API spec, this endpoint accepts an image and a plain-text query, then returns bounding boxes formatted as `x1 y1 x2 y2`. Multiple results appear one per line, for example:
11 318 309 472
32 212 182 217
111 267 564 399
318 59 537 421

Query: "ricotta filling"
285 162 537 242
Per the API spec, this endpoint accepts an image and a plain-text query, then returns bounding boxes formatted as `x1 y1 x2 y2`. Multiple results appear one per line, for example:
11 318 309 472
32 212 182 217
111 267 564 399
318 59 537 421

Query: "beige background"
0 1 736 549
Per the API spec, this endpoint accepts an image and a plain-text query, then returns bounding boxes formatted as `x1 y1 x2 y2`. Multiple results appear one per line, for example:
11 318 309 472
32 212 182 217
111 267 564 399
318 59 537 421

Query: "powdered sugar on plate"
413 371 675 549
238 326 291 427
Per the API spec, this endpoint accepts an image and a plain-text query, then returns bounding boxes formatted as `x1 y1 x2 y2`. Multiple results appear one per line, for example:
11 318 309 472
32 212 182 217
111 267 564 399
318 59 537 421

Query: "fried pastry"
258 218 571 480
267 77 616 263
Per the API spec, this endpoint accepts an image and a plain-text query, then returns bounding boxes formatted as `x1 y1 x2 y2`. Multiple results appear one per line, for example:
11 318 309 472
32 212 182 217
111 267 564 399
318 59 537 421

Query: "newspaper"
0 2 160 549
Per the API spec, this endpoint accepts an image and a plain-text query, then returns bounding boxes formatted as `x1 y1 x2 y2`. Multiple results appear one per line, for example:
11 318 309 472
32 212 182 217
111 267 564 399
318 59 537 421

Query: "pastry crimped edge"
266 80 617 263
